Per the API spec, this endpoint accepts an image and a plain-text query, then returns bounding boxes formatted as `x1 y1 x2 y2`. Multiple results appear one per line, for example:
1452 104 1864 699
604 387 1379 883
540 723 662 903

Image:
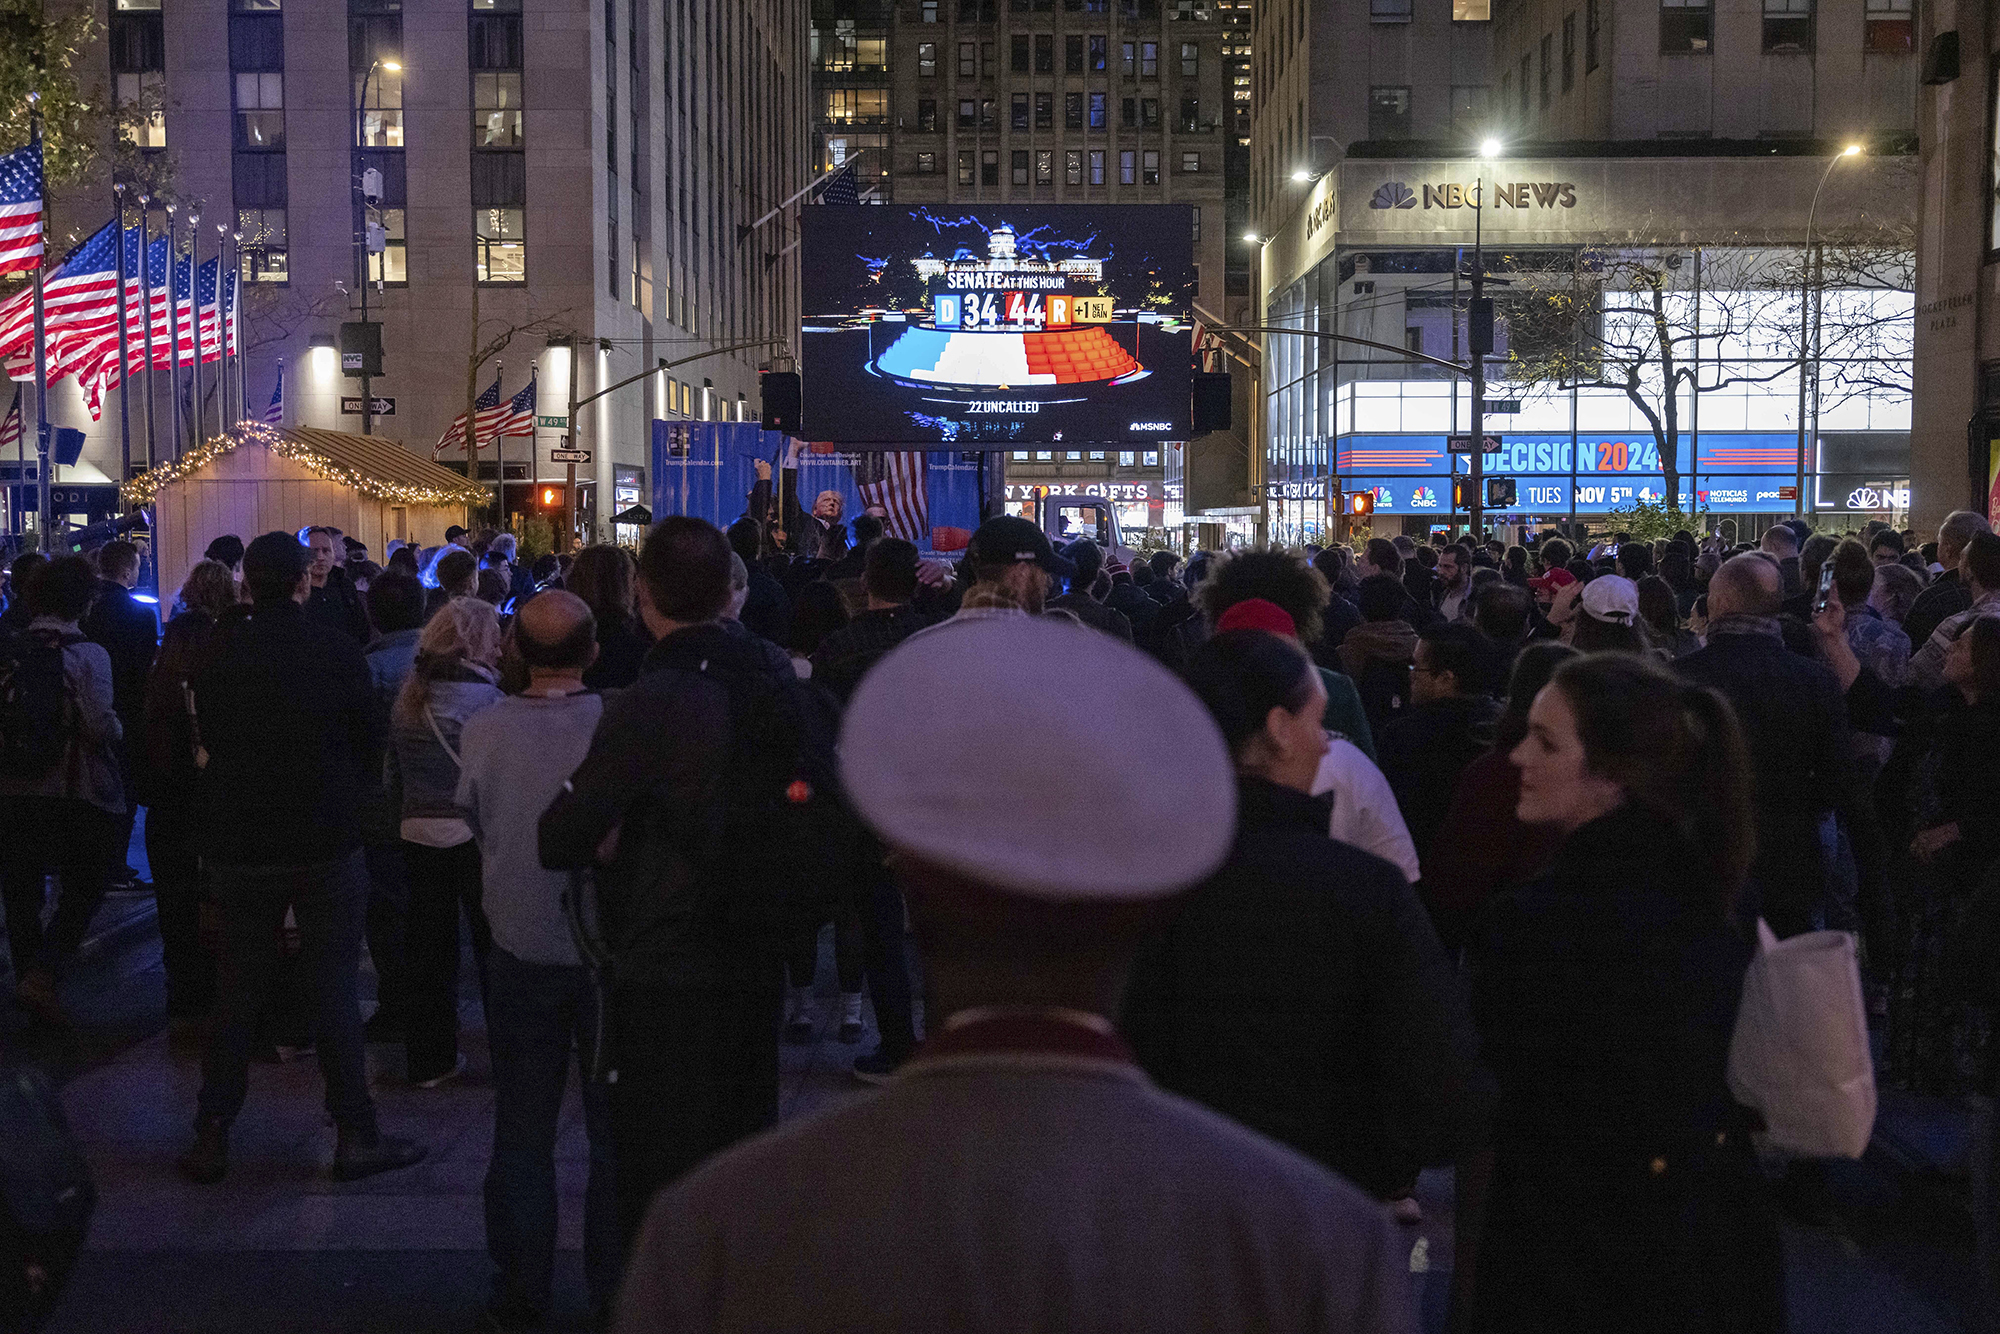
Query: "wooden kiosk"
124 422 486 602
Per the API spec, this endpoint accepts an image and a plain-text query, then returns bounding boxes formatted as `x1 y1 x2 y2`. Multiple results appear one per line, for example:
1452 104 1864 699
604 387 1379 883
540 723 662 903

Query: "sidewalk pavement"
6 874 1981 1334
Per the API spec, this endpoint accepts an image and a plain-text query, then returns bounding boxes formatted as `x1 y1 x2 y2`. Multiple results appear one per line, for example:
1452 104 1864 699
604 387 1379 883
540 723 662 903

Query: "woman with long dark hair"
1122 629 1475 1215
1464 652 1778 1333
566 545 652 689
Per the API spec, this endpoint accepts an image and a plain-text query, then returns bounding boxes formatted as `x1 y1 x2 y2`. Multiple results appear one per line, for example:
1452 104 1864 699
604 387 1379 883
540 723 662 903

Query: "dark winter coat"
539 622 793 990
581 613 654 691
81 577 159 733
1465 804 1779 1334
1377 693 1502 872
191 601 378 867
1675 628 1850 937
1122 776 1481 1199
304 566 372 645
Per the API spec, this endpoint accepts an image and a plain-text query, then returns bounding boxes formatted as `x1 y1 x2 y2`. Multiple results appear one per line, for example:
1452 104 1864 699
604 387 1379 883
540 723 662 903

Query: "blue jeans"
197 852 374 1133
484 946 617 1314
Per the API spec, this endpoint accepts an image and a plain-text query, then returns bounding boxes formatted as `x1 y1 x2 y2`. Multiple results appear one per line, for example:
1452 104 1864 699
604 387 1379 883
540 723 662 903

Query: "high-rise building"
805 0 1234 538
1236 0 1921 545
32 0 807 542
1909 5 1996 535
1249 0 1495 239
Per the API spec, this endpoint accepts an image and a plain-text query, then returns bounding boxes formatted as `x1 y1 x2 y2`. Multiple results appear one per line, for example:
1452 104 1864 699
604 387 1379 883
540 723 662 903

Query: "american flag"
0 221 120 381
493 376 535 440
265 361 284 424
852 451 928 544
818 161 859 206
171 257 223 361
436 372 503 454
0 387 20 454
0 142 44 277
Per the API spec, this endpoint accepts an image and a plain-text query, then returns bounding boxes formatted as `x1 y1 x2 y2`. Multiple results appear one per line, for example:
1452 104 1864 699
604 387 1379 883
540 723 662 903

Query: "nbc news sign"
1368 180 1578 211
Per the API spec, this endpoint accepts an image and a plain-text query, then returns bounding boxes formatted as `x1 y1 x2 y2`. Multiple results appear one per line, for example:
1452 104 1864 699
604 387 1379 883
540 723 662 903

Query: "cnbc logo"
1411 485 1438 509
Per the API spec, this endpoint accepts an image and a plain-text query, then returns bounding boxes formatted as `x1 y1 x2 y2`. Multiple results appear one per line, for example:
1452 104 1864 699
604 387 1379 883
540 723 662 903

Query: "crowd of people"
0 489 1994 1333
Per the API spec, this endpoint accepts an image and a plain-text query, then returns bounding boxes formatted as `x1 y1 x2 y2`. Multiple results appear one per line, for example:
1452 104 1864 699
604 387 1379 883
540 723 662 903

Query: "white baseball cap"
1579 574 1641 624
840 617 1236 902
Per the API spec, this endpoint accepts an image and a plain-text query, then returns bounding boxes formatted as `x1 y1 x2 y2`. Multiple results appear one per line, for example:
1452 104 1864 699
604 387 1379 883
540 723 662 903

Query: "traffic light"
1343 490 1374 516
536 484 567 511
1486 476 1518 508
1452 477 1475 510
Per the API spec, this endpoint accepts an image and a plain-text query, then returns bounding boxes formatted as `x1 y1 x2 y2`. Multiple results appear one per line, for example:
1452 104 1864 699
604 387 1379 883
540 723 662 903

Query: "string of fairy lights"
120 422 488 510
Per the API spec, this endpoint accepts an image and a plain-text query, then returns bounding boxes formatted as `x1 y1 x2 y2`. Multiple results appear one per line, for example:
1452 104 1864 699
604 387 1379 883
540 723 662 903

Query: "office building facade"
32 0 807 542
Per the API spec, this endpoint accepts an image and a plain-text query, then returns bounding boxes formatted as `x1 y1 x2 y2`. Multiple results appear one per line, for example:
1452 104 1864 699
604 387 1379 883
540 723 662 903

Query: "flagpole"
137 196 158 472
164 203 183 460
493 358 506 525
28 95 51 546
189 204 206 445
217 223 231 425
112 184 133 487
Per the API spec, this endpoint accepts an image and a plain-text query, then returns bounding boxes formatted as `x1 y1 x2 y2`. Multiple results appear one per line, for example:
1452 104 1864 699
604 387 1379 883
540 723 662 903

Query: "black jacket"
191 601 378 866
582 613 654 691
1103 581 1157 640
1903 568 1968 651
1377 693 1501 872
305 567 371 645
1044 590 1133 643
81 577 159 729
740 567 792 647
540 622 791 989
1123 777 1480 1198
1466 805 1777 1333
1675 629 1849 937
810 605 939 700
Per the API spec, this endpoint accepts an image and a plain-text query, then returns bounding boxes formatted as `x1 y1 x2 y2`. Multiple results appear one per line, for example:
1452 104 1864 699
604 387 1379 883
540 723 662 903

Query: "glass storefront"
1263 243 1914 543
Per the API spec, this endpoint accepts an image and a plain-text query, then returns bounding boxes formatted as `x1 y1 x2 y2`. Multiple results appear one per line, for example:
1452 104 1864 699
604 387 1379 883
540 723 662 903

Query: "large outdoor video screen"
800 205 1196 446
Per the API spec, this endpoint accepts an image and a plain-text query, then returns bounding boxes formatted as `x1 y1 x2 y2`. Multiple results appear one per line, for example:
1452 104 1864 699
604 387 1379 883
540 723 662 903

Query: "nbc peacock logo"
1411 485 1438 508
1370 182 1418 210
1372 485 1394 508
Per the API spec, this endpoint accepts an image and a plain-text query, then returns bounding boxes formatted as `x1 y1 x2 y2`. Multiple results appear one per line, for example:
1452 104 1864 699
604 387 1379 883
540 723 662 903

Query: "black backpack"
0 627 79 779
0 1066 94 1331
687 659 866 947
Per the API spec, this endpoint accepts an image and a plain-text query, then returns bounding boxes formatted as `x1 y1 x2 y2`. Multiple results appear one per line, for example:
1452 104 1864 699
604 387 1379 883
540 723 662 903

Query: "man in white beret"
612 616 1419 1334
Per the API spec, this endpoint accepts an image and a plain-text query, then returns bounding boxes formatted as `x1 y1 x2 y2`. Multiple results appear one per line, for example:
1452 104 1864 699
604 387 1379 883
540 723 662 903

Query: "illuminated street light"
1291 169 1312 182
1480 137 1502 159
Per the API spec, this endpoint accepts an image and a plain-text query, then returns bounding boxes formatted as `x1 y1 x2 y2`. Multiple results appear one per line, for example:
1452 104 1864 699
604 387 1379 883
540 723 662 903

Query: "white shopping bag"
1726 920 1876 1159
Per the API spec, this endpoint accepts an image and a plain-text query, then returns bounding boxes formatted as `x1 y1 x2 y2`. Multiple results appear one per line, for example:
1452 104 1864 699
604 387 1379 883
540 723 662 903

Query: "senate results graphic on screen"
800 206 1196 446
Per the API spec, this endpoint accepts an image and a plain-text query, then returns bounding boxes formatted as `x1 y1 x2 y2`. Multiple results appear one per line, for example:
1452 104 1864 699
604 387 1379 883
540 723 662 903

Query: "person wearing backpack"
540 516 842 1264
0 556 123 1028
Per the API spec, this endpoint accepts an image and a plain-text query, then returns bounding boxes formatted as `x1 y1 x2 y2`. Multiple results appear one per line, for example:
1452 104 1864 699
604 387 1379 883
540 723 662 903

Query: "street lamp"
351 55 401 437
1795 142 1864 516
1467 139 1501 539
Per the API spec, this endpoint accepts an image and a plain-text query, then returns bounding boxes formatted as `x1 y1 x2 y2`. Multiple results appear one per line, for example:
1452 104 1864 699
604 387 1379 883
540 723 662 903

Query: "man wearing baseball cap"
612 618 1417 1334
932 514 1077 623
